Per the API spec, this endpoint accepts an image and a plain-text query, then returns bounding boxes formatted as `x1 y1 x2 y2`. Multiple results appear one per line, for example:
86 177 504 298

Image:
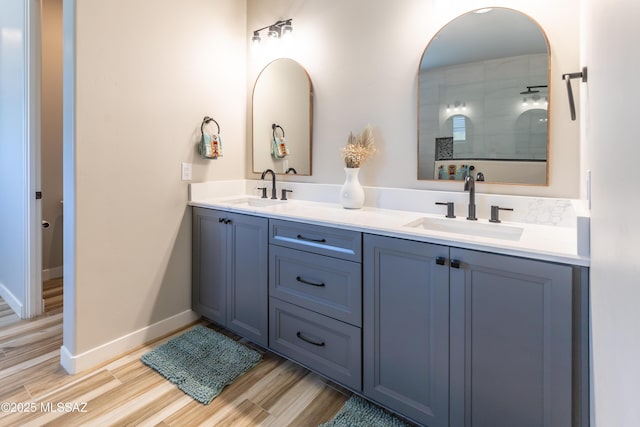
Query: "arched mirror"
418 8 550 184
252 58 313 175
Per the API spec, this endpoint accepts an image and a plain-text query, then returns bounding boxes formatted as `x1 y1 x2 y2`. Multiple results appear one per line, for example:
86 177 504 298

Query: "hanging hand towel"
271 124 290 159
199 116 223 159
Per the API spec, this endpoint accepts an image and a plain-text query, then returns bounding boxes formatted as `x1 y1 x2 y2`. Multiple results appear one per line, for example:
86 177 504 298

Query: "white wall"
247 0 582 198
62 0 247 371
41 0 63 277
0 0 28 315
584 0 640 425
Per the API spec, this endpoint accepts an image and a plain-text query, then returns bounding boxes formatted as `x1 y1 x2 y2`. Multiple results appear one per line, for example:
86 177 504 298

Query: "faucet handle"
489 205 513 223
281 189 293 200
435 202 456 218
257 187 268 199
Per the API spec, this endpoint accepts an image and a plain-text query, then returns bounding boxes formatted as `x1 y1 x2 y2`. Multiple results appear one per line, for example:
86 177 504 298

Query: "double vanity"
189 180 589 427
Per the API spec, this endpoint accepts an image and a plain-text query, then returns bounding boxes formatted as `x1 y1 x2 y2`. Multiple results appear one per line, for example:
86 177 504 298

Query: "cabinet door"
449 248 573 427
192 207 227 324
363 234 450 427
226 212 269 347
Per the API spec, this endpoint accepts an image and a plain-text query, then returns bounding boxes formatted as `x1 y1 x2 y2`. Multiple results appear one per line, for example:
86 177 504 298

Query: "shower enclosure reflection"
418 8 550 185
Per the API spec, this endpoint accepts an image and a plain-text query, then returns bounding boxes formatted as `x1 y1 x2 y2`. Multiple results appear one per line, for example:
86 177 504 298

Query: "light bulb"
281 22 293 36
251 32 261 46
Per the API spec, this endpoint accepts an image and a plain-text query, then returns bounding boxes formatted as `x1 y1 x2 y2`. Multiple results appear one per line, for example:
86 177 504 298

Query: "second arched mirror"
252 58 313 175
418 8 550 185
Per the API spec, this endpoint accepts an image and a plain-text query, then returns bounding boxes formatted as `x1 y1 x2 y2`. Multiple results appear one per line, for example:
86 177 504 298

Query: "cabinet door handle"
224 219 232 225
435 256 446 266
450 259 461 269
218 218 225 223
296 276 325 287
296 331 326 347
296 234 326 243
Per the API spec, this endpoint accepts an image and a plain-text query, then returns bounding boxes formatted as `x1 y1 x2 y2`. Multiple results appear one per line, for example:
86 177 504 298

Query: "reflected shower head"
520 85 548 95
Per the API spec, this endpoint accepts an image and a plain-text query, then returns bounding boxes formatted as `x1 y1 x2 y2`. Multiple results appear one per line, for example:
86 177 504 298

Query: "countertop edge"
188 199 590 267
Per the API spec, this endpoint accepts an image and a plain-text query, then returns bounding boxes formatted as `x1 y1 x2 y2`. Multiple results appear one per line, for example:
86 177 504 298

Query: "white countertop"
189 192 590 267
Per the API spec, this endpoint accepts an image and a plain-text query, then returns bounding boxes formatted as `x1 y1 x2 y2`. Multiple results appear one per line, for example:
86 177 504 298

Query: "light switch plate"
181 162 193 181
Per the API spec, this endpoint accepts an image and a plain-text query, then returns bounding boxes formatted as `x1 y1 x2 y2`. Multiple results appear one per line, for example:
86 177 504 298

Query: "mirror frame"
417 7 551 185
251 58 313 176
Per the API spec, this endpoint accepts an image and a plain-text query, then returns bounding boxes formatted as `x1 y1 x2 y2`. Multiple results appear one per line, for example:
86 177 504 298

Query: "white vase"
340 167 365 209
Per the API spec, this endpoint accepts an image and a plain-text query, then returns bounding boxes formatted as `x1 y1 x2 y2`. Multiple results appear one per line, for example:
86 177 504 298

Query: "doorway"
40 0 64 312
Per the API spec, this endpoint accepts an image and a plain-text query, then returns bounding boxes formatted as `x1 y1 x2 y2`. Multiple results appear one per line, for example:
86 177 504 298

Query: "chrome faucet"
464 173 477 221
260 169 278 199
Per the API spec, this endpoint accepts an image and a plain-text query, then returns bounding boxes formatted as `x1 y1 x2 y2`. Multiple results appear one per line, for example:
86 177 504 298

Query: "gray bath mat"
141 325 261 404
320 395 412 427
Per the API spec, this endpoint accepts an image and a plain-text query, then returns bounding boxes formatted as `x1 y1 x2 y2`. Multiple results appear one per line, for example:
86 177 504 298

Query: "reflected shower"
520 85 548 95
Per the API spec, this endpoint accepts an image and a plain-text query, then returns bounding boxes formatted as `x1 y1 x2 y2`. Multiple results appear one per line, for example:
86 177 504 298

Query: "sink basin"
225 197 287 207
404 217 524 241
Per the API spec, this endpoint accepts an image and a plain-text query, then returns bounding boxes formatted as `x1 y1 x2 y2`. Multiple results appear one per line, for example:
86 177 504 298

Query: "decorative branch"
341 125 376 168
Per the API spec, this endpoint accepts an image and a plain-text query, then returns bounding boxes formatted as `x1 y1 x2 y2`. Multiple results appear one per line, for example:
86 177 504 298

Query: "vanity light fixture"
520 85 549 109
522 94 549 109
252 19 293 45
447 101 466 113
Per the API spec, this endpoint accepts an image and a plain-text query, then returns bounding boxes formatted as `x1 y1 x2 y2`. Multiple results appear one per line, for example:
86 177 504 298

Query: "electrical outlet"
181 162 193 181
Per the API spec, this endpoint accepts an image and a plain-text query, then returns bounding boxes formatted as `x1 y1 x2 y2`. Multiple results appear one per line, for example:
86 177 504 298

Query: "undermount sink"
225 197 287 207
404 217 524 241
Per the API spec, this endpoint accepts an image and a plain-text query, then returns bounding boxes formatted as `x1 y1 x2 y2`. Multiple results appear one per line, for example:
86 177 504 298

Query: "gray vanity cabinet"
363 233 581 427
192 207 268 347
449 248 574 427
363 234 451 427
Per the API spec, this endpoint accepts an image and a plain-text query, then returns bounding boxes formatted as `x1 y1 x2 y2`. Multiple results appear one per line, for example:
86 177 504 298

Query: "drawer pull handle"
435 256 446 266
296 331 325 347
450 259 461 269
296 234 327 243
296 276 325 287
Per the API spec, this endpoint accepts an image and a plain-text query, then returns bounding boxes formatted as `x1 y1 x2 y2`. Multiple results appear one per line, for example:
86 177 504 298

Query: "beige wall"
247 0 582 198
64 0 247 367
41 0 64 274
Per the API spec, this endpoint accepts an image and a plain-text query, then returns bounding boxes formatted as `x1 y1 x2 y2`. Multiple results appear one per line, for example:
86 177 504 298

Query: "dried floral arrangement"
341 125 376 168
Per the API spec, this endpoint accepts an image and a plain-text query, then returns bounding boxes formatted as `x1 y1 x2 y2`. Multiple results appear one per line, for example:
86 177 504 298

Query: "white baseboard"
0 282 24 318
60 309 199 374
42 266 63 281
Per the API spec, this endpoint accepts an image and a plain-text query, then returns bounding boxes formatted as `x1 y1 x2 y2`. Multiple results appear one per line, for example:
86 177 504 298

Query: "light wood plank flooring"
43 277 64 314
0 280 353 426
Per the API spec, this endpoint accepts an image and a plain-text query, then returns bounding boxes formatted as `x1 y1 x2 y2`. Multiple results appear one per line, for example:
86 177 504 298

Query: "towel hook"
562 67 588 121
272 123 285 139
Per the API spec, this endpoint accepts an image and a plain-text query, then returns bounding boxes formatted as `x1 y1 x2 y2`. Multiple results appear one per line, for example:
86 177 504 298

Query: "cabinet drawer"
270 245 362 326
270 219 362 262
269 298 362 390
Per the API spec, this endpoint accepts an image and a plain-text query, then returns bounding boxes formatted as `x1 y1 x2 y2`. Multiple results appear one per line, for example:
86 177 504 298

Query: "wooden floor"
0 279 352 426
